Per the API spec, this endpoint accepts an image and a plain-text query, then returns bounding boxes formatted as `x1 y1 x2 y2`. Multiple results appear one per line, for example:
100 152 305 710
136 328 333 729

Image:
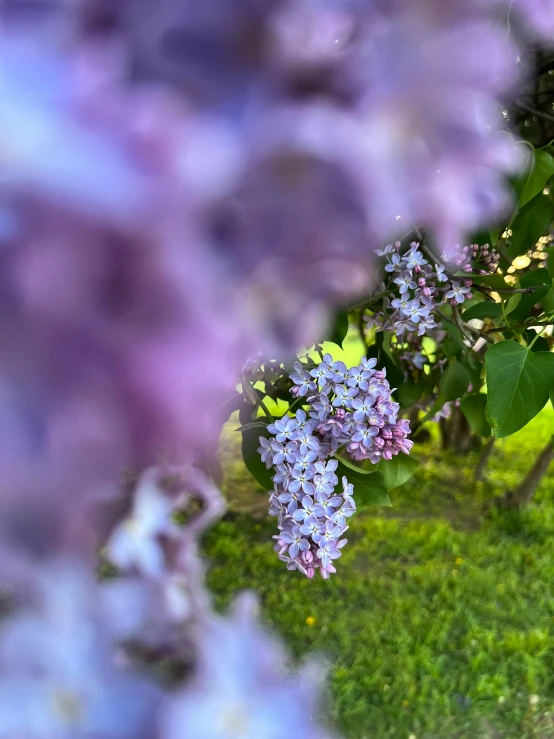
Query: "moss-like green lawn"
204 400 554 739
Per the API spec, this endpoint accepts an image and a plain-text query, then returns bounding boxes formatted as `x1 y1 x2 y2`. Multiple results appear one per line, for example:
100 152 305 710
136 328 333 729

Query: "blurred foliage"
206 407 554 739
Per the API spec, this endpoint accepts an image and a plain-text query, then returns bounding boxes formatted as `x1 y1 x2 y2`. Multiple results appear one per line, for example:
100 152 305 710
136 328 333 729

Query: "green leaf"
543 287 554 316
508 269 552 322
241 424 274 490
366 343 404 390
241 376 258 405
442 321 466 355
239 405 274 490
547 247 554 279
463 357 485 390
508 193 553 260
516 149 554 211
397 380 424 407
377 454 420 491
485 341 554 438
439 361 471 402
522 328 550 353
470 229 496 248
236 421 270 432
461 302 503 321
469 274 510 291
216 392 244 424
336 459 391 508
328 309 349 348
460 394 491 438
505 292 522 315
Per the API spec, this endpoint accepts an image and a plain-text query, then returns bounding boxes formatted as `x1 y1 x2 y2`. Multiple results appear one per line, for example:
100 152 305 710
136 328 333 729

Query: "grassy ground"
203 395 554 738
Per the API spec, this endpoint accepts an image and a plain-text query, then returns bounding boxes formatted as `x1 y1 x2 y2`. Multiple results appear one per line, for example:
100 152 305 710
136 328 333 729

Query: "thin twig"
473 284 541 295
516 101 554 124
482 321 554 335
451 304 482 345
348 289 393 311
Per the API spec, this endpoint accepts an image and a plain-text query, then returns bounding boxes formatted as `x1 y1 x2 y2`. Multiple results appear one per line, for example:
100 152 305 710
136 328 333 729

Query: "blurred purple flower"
106 469 179 578
162 594 331 739
0 561 160 739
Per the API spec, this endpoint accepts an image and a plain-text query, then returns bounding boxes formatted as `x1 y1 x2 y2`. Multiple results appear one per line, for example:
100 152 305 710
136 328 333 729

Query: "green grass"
204 407 554 739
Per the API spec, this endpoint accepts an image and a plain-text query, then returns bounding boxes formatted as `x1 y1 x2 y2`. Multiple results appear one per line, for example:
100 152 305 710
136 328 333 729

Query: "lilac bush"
260 356 413 578
0 0 552 737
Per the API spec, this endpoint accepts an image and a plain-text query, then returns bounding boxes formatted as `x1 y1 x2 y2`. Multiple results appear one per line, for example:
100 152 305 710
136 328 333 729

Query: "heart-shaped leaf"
508 193 553 260
397 380 425 407
508 269 552 322
239 405 275 491
328 309 349 348
336 459 391 508
485 341 554 438
515 149 554 211
377 454 420 491
461 302 503 321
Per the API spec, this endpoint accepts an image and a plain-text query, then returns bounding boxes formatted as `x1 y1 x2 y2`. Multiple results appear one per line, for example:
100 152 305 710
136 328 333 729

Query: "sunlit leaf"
485 341 554 438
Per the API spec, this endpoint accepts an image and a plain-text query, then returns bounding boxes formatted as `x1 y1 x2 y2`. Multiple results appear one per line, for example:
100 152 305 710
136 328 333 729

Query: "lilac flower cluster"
259 356 412 578
0 1 552 737
0 467 332 739
0 0 535 508
369 240 499 339
440 243 501 276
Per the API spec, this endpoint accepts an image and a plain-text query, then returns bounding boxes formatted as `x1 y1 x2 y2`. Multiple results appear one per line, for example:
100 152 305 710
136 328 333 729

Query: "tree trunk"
509 438 554 508
474 437 496 483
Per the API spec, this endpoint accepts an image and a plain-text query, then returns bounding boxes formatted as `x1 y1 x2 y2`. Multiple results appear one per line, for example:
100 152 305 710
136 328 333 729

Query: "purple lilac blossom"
161 593 332 739
0 2 551 737
0 561 161 739
368 240 500 340
506 0 554 42
259 357 412 578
